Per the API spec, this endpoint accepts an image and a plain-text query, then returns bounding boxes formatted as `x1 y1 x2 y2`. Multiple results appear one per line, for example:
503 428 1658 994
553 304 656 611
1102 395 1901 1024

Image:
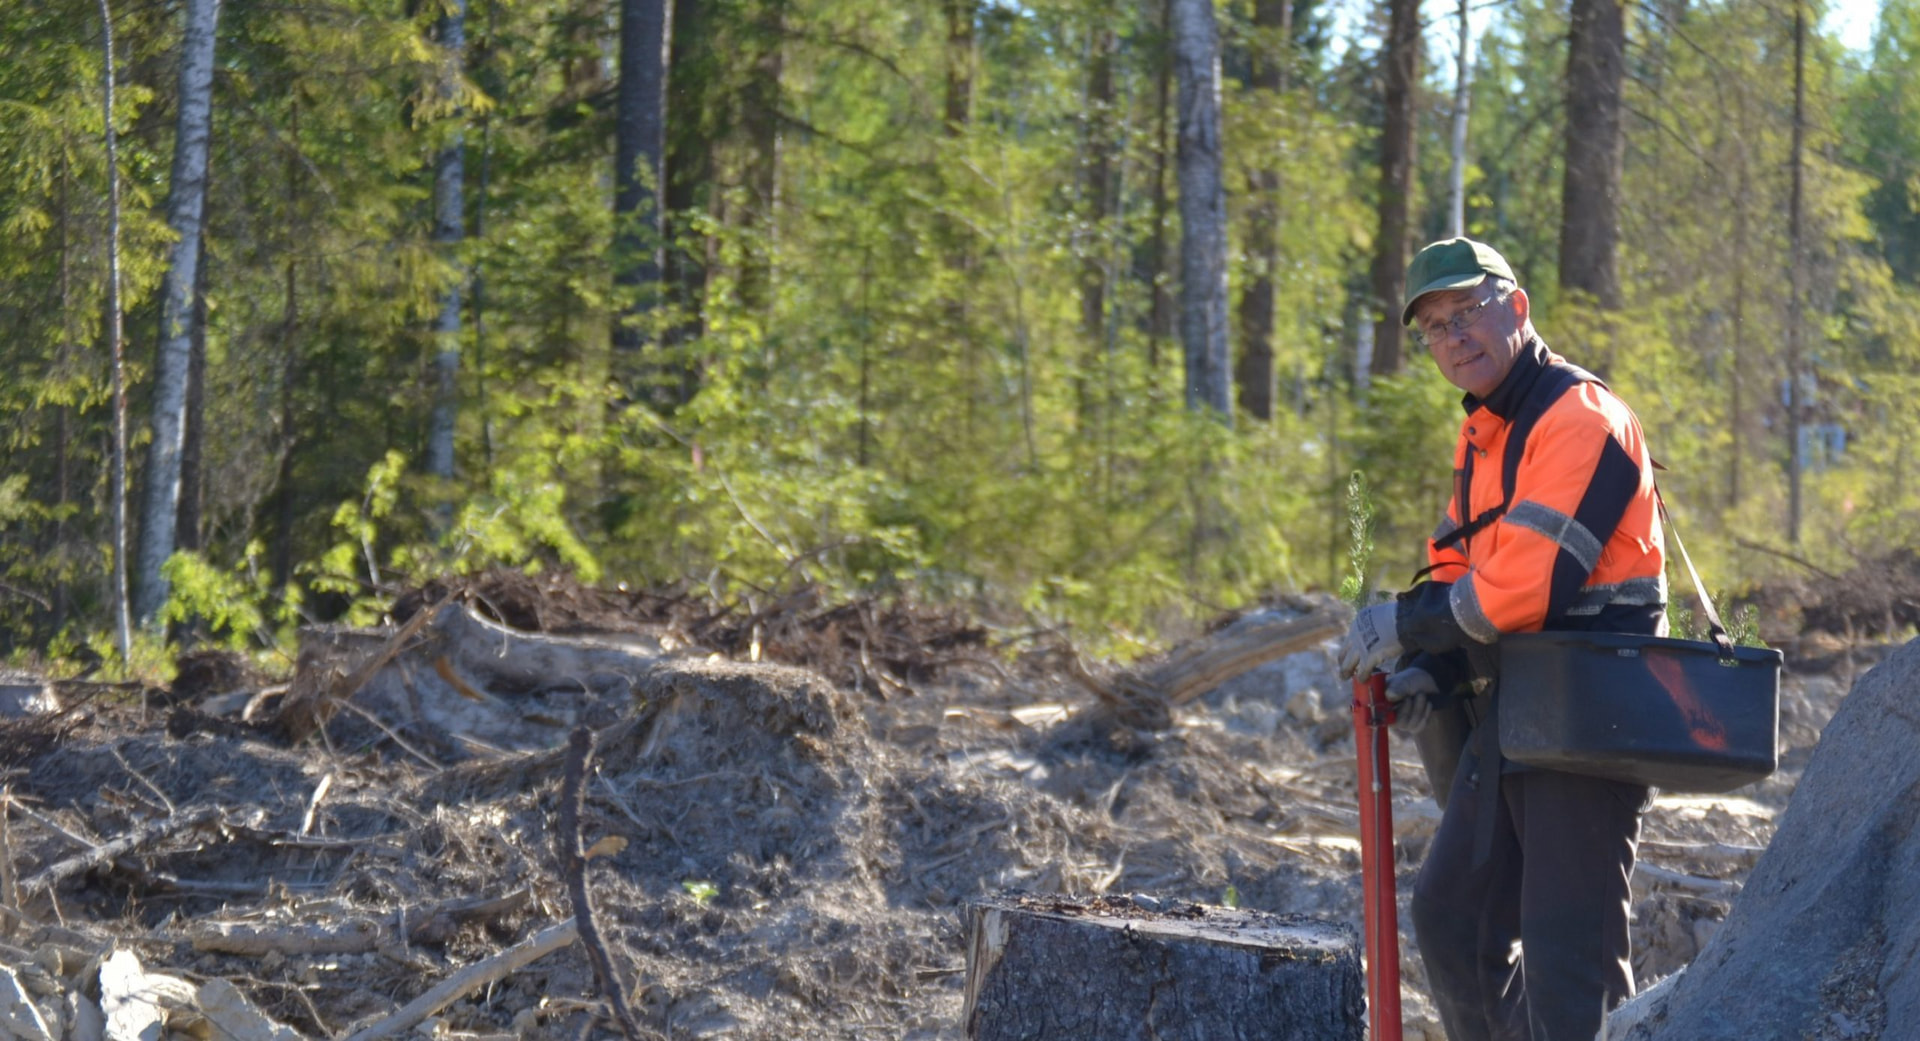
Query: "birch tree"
426 0 468 482
1171 0 1230 418
133 0 221 626
1449 0 1470 237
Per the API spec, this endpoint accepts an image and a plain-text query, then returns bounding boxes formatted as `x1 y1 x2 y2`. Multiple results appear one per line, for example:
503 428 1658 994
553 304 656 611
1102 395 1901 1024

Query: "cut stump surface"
963 893 1363 1041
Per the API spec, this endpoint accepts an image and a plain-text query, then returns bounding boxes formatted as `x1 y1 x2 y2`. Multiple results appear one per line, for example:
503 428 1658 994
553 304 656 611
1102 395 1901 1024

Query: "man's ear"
1509 286 1530 325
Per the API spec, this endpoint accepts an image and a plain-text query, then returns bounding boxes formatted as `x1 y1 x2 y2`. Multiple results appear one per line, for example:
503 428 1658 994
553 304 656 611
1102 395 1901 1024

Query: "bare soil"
0 572 1899 1040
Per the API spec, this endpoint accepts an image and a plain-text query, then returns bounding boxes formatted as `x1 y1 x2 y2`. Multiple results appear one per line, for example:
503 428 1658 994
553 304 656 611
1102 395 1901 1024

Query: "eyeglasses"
1414 290 1508 348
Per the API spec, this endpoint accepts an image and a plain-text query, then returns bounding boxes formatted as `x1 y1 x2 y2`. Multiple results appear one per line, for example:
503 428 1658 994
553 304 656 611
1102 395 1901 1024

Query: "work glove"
1384 667 1438 734
1336 601 1405 679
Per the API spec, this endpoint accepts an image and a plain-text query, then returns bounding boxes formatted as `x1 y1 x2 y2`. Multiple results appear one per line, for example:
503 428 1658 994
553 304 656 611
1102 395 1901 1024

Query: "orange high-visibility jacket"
1401 338 1666 655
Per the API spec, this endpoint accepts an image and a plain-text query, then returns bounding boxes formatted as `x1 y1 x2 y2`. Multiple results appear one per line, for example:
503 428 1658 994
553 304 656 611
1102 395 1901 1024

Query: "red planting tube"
1352 672 1403 1041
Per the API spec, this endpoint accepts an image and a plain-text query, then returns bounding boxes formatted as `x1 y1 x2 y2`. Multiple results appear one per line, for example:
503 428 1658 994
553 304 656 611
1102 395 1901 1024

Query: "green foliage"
4 0 1920 669
159 543 297 656
1345 370 1460 585
1338 471 1375 607
1666 594 1767 649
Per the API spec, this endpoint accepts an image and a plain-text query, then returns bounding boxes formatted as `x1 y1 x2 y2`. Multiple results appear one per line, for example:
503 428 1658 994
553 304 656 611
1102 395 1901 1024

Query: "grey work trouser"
1410 754 1651 1041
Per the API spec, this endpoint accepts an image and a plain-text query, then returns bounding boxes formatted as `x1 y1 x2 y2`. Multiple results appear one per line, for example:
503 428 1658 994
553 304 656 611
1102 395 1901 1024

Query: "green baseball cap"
1402 237 1517 325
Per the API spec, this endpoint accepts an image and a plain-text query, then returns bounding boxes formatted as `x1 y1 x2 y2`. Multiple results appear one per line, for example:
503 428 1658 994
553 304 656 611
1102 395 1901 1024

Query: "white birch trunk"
133 0 221 626
427 0 468 481
1170 0 1230 420
1449 0 1471 238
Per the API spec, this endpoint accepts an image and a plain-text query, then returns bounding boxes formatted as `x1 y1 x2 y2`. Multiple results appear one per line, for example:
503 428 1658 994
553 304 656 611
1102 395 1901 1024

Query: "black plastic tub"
1498 630 1783 793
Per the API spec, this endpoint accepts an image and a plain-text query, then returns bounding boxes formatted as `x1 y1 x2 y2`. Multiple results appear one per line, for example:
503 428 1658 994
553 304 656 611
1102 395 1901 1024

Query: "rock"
67 991 106 1041
1612 637 1920 1039
98 950 196 1041
195 980 305 1041
1286 685 1329 724
0 968 55 1041
0 671 57 719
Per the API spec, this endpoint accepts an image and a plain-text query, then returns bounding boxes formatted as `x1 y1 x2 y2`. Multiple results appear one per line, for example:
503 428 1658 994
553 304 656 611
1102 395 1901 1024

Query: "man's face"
1413 282 1528 399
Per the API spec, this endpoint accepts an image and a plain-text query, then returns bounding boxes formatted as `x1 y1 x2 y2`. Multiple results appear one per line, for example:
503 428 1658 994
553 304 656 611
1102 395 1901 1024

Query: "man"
1336 238 1666 1041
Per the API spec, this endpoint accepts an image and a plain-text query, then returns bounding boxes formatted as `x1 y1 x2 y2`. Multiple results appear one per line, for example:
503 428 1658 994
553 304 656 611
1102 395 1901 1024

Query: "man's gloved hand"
1337 601 1405 679
1384 667 1439 734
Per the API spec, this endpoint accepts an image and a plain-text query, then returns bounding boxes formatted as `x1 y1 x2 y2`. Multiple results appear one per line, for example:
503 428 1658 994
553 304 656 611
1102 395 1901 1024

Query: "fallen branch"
20 806 220 895
340 920 579 1041
191 918 384 955
1729 537 1841 582
0 788 17 940
190 890 533 955
1634 862 1741 899
218 823 400 854
1136 607 1346 706
1639 838 1766 865
428 700 659 797
299 771 334 836
404 888 532 945
1066 604 1345 728
560 727 647 1041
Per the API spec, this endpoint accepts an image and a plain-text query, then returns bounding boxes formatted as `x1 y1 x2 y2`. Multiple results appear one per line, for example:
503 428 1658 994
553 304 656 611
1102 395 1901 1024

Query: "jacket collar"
1462 336 1552 420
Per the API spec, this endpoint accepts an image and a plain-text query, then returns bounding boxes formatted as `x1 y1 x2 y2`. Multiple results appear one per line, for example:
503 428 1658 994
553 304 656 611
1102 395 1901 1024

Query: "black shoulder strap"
1430 360 1601 555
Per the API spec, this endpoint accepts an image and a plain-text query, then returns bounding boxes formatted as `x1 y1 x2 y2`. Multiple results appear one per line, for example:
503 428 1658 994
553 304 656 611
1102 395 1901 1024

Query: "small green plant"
1222 883 1241 909
682 879 719 905
1338 471 1377 608
1666 593 1768 648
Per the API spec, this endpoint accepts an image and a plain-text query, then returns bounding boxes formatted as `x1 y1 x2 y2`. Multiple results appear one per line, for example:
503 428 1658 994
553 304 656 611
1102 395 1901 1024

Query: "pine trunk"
612 0 671 363
133 0 221 625
1559 0 1625 308
945 0 975 134
1234 0 1290 422
1145 0 1175 371
177 240 208 554
662 0 710 398
1079 26 1116 354
1078 24 1117 423
1786 0 1806 544
55 154 76 632
1368 0 1419 378
1170 0 1230 419
98 0 133 657
1729 106 1749 511
737 0 784 318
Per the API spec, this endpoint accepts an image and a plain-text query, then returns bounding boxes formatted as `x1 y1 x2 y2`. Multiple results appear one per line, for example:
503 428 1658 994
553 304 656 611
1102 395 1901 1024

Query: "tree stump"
963 894 1363 1040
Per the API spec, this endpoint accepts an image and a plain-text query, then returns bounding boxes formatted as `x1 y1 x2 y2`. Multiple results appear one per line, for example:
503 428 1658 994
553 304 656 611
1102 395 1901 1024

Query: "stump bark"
963 894 1363 1040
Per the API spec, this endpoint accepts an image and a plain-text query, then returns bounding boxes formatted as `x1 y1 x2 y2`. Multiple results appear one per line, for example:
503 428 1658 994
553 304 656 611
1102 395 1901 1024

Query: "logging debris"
0 573 1872 1040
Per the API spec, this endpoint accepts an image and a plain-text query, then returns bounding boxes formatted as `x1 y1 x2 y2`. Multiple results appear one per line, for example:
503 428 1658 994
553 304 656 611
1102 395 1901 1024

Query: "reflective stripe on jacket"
1410 338 1665 649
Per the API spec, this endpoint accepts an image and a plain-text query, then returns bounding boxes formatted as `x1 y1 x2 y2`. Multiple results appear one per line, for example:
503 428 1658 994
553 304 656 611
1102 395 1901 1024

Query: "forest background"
3 0 1919 674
